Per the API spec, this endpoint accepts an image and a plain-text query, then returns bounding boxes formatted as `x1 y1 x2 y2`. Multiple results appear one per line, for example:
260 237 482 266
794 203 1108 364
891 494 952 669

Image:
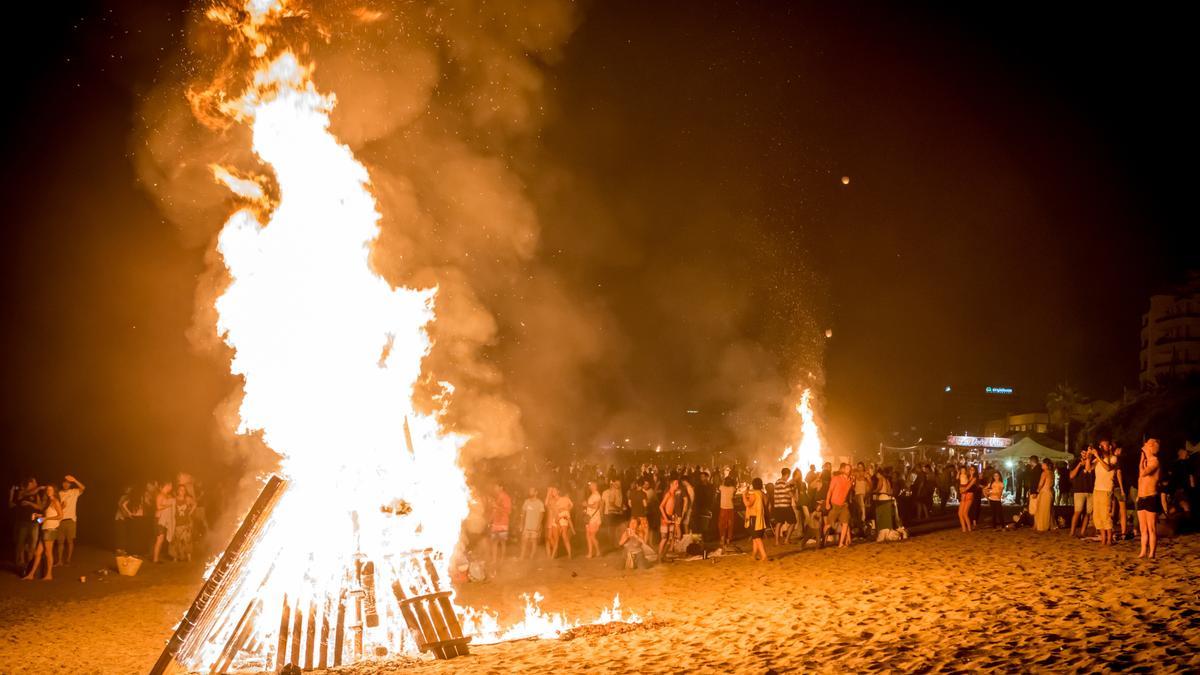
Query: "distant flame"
778 388 825 471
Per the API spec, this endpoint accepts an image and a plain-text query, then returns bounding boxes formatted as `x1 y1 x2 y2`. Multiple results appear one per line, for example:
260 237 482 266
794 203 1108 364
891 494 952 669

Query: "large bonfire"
157 1 634 671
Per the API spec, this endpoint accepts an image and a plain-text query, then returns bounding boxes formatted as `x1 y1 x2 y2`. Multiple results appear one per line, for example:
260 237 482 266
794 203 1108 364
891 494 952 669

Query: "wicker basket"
116 555 143 576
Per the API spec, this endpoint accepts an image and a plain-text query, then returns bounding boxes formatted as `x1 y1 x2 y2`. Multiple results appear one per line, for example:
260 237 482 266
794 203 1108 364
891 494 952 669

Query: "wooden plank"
275 594 291 673
422 597 457 659
289 595 303 667
303 600 316 670
406 597 446 659
317 597 330 670
332 592 346 667
390 582 428 653
213 599 260 674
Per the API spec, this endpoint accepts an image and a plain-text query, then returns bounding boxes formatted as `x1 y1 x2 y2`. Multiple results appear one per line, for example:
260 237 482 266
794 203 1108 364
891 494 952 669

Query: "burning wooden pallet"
149 476 469 674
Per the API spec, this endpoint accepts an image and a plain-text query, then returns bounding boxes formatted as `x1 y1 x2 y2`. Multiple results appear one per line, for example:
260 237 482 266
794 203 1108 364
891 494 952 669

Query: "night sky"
1 2 1195 518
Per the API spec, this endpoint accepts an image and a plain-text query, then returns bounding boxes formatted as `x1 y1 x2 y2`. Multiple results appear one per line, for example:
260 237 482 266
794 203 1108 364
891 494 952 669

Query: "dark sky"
1 1 1195 513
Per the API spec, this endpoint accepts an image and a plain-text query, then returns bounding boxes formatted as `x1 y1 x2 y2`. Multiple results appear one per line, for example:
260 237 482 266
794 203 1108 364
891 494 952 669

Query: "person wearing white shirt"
57 475 85 565
1090 447 1116 546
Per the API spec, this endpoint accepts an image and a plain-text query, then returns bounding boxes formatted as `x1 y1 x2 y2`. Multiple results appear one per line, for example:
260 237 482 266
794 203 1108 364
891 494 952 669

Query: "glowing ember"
778 388 826 471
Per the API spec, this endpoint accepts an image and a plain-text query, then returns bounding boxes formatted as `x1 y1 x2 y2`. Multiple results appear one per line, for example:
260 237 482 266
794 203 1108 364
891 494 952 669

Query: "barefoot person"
519 488 544 560
544 487 560 558
957 467 976 533
1137 439 1161 559
772 468 796 546
552 488 574 560
657 479 683 560
1034 459 1054 531
22 485 62 581
1069 452 1094 538
987 471 1005 529
826 463 854 548
1091 445 1117 546
743 478 768 561
489 484 512 564
56 475 84 566
584 481 603 559
153 483 176 563
716 475 736 548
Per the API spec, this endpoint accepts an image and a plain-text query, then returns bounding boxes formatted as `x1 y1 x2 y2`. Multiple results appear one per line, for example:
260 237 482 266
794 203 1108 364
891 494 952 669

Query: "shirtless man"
1136 439 1161 559
658 479 685 560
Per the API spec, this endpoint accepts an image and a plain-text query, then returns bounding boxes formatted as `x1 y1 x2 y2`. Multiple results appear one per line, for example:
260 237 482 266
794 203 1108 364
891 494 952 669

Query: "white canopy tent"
983 435 1073 464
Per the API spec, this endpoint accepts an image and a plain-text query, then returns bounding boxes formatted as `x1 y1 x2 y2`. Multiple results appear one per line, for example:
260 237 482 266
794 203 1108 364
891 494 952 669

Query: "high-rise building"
1140 273 1200 386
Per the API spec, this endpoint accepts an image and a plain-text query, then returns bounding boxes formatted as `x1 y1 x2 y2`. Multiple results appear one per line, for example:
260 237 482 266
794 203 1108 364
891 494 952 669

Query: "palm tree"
1046 383 1085 454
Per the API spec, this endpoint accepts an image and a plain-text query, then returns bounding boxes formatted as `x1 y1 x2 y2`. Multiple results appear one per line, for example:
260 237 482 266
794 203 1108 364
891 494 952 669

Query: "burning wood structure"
150 476 470 673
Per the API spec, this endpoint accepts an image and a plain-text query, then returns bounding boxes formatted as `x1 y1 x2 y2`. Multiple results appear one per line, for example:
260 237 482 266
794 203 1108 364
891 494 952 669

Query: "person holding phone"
1091 444 1117 546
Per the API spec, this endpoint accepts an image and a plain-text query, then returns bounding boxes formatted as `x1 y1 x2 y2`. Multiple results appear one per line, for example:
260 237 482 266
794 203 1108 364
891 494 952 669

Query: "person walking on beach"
658 479 685 560
519 488 544 560
152 482 176 563
489 484 512 563
743 478 768 561
772 468 796 545
552 489 575 560
1091 445 1117 546
1034 459 1054 531
988 471 1005 529
1136 439 1161 559
22 485 61 581
957 467 977 533
56 475 84 566
717 475 736 548
827 463 854 548
11 478 40 569
584 481 603 559
1069 452 1094 538
628 479 649 542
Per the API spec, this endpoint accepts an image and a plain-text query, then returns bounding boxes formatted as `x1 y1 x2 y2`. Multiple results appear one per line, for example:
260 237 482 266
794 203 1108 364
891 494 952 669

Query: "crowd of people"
7 474 85 580
7 472 210 579
461 436 1198 574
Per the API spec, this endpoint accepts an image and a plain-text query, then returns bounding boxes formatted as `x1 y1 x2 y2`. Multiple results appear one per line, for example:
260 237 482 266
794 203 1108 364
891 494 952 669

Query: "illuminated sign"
985 386 1013 395
947 435 1012 449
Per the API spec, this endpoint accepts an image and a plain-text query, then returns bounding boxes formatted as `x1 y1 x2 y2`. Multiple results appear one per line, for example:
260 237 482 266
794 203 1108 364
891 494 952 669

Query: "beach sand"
2 528 1198 673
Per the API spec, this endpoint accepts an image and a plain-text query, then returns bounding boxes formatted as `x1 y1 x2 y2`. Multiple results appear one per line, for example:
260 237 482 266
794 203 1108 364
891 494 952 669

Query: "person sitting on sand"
22 485 62 581
743 477 768 561
1137 439 1161 559
618 522 656 569
628 479 649 543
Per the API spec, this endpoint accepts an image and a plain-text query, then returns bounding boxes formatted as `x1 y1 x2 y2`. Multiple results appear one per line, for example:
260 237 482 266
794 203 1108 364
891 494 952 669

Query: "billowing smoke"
133 0 826 479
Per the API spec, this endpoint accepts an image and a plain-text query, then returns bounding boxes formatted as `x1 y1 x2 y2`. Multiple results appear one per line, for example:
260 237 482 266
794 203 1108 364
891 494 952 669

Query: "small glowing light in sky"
944 385 952 392
841 175 851 185
825 328 833 338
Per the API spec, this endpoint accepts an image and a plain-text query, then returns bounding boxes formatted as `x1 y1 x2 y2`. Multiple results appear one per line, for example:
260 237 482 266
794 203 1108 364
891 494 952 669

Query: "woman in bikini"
544 487 560 558
957 467 976 533
584 481 602 558
554 490 574 560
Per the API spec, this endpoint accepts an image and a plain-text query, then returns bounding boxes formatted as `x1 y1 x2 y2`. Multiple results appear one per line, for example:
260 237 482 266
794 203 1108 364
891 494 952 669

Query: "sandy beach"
3 528 1198 673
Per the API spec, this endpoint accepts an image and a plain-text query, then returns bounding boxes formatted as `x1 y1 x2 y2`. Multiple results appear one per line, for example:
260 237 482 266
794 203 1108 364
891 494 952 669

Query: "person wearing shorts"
1136 439 1161 559
772 468 797 545
826 463 855 548
717 476 736 547
519 488 544 560
744 478 768 561
1069 454 1094 538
